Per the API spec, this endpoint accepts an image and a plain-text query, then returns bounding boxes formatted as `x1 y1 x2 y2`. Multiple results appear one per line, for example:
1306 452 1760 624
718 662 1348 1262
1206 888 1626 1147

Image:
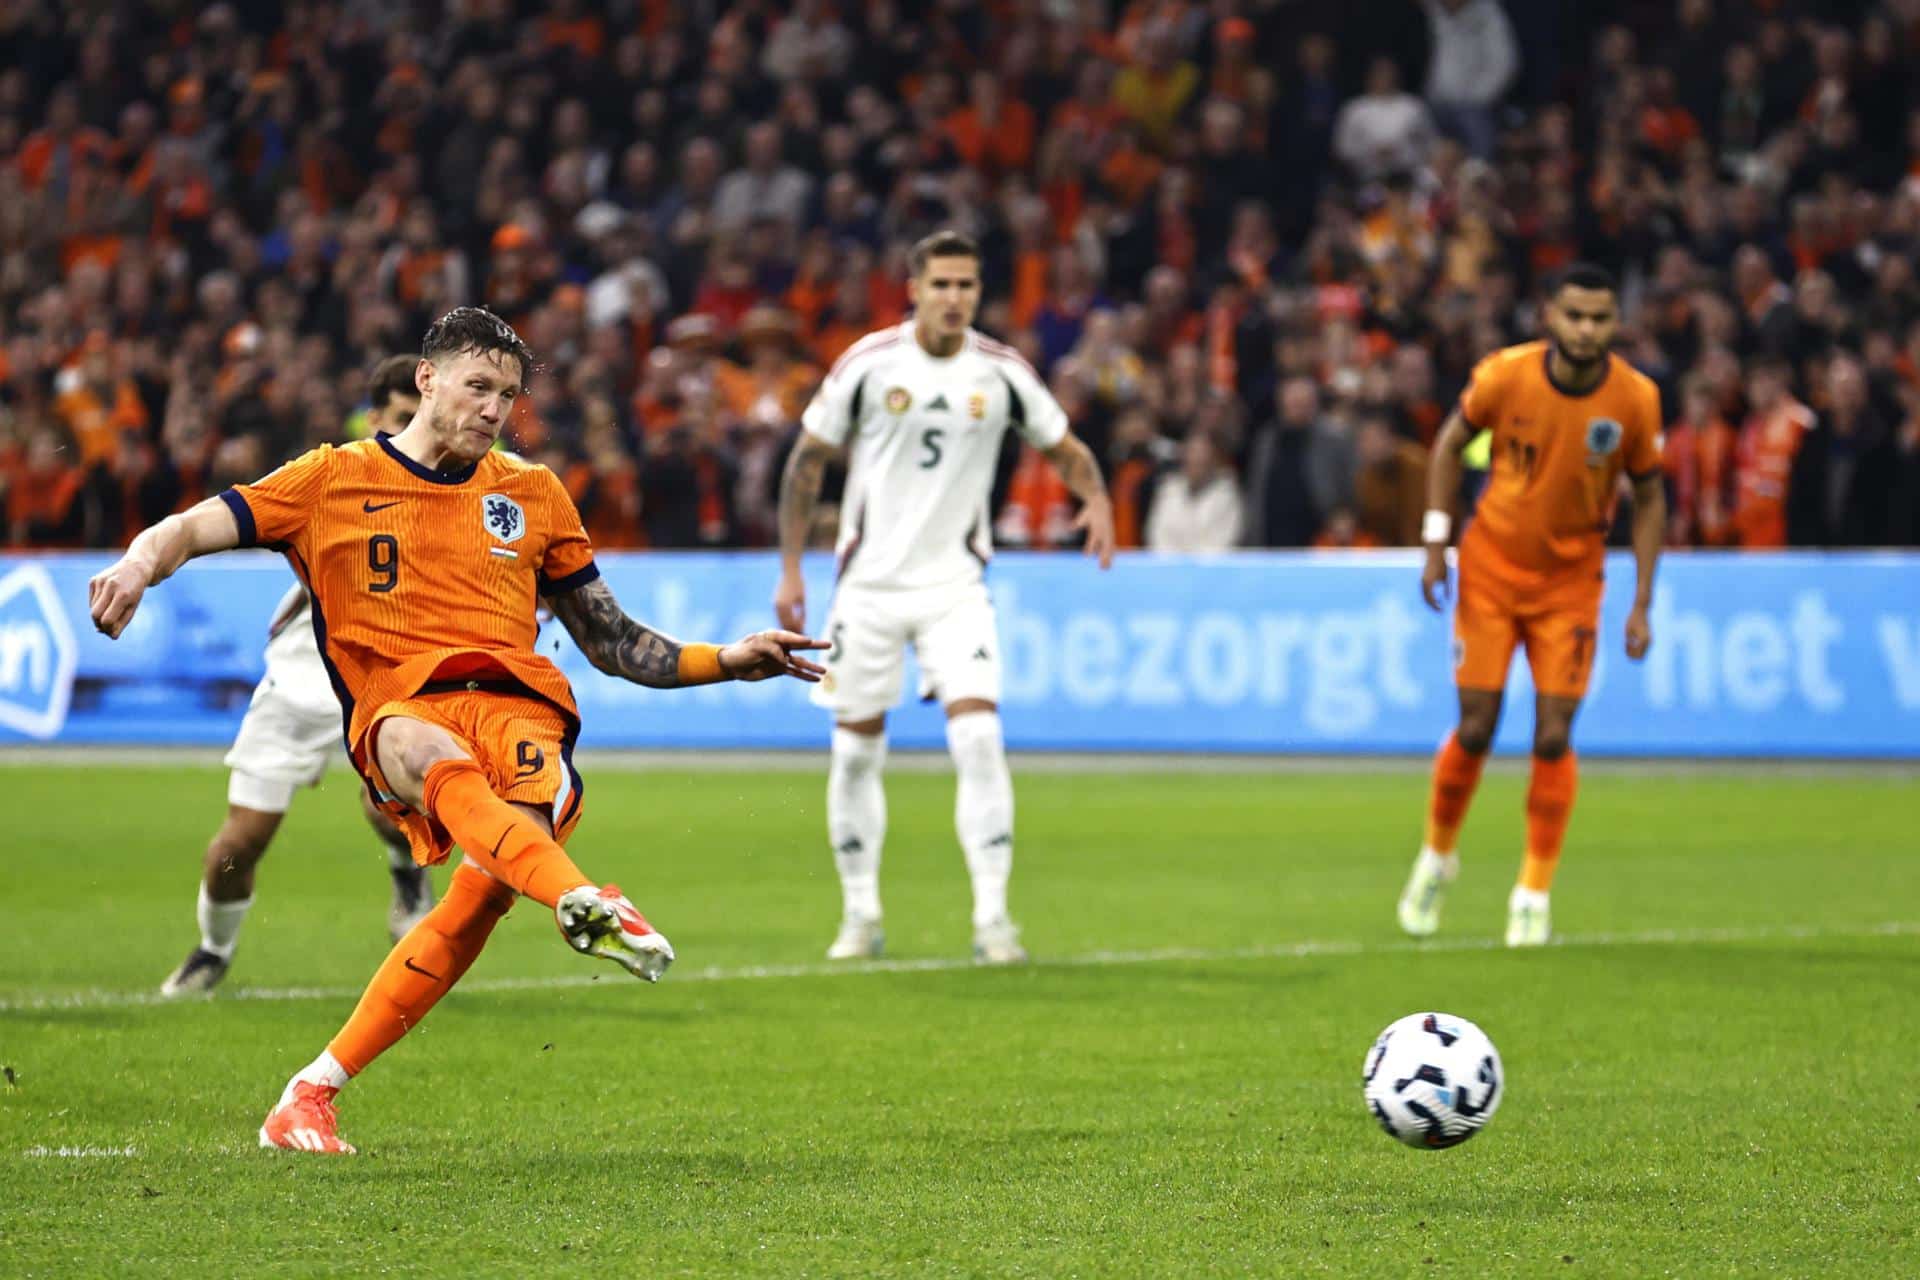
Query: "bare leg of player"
946 697 1024 964
159 803 284 997
1398 689 1502 938
826 714 888 959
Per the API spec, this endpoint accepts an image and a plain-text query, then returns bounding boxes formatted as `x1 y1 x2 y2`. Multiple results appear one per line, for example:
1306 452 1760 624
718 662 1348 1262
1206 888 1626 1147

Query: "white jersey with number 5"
800 322 1068 592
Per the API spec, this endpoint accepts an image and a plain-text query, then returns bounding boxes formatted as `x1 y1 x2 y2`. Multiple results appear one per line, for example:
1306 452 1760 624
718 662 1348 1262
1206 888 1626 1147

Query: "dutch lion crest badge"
1585 417 1623 466
482 492 525 543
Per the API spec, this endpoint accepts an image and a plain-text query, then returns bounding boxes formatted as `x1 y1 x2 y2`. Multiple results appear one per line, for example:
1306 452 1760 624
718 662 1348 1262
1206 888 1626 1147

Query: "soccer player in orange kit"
1397 265 1666 946
90 308 825 1153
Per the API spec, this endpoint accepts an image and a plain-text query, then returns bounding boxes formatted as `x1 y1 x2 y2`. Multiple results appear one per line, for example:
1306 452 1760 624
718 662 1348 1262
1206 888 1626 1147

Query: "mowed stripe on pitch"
4 920 1916 1013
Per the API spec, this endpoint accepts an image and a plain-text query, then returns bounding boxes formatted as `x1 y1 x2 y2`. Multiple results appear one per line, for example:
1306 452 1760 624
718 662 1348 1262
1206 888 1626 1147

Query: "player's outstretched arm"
88 497 242 638
774 430 840 630
1625 470 1665 661
549 577 827 687
1420 410 1474 612
1043 433 1116 568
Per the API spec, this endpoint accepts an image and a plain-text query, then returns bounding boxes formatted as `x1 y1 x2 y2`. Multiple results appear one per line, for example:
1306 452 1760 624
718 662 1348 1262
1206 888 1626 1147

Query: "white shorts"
812 582 1002 722
223 671 343 814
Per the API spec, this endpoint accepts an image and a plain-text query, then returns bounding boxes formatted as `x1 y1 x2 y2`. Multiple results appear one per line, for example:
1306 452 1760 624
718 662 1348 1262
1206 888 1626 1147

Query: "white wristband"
1422 510 1452 545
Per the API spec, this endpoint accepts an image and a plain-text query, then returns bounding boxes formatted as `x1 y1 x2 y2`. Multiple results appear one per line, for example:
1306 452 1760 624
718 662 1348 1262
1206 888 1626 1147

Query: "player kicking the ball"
92 308 824 1153
1398 264 1665 946
775 230 1114 964
162 357 434 997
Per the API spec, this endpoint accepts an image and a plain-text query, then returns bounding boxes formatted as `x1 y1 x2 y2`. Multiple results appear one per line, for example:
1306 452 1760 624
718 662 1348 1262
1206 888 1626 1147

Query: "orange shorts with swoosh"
363 686 584 867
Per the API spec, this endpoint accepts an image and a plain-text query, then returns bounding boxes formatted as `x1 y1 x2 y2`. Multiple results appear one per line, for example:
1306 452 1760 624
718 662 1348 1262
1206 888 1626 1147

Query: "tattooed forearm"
1044 435 1110 506
547 578 684 687
778 434 836 567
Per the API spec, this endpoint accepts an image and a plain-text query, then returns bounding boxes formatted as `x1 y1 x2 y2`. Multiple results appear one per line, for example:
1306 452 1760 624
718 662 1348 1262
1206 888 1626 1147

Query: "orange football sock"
421 758 591 908
1520 752 1578 892
326 863 516 1075
1423 732 1488 855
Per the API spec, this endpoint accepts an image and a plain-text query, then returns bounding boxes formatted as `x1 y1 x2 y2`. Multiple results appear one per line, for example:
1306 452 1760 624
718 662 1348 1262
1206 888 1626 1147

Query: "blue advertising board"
0 550 1915 756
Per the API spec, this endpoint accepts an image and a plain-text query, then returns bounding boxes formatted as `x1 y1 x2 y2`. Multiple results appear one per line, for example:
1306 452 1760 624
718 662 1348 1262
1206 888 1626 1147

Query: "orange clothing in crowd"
944 100 1036 174
55 378 150 467
1008 249 1050 330
543 16 607 59
994 446 1074 547
1733 396 1813 548
7 458 86 546
16 127 112 189
1664 415 1739 545
713 359 821 427
1109 454 1157 549
811 321 868 371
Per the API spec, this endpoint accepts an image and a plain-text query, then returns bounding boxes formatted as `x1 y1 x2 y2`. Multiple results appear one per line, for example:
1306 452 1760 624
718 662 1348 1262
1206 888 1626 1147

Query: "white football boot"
1396 848 1458 938
826 914 885 960
1505 886 1552 947
972 917 1028 965
555 884 675 981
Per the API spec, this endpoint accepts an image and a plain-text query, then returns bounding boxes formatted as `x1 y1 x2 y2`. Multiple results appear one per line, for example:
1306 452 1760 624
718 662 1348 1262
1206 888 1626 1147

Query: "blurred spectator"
1665 374 1740 547
1314 508 1379 549
1334 58 1435 183
1789 354 1897 545
1354 414 1429 547
1734 357 1814 548
1247 378 1325 548
8 426 87 547
1420 0 1519 160
715 122 812 233
1146 427 1243 554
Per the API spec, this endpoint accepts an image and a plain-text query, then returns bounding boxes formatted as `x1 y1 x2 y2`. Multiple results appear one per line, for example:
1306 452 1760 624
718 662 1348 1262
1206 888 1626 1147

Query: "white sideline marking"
3 921 1916 1014
22 1145 139 1158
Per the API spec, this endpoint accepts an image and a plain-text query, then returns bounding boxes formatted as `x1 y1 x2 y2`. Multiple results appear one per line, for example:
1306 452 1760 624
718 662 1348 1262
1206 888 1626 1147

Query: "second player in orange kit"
1398 265 1667 947
89 308 828 1153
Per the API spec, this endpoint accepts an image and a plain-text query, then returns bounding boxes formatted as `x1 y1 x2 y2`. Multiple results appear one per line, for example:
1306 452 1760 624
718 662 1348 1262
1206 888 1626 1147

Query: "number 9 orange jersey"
219 435 597 760
1459 340 1664 576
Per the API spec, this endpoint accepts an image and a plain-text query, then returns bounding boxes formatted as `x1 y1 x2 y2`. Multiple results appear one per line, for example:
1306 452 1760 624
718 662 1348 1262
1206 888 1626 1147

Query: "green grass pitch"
1 759 1914 1277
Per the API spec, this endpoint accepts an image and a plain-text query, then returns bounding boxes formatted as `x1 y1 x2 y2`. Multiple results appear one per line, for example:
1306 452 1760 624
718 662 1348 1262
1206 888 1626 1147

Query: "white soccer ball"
1362 1011 1504 1149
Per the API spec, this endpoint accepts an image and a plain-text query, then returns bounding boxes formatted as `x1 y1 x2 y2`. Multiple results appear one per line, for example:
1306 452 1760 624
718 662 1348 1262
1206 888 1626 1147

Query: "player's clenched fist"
88 558 151 639
718 630 830 682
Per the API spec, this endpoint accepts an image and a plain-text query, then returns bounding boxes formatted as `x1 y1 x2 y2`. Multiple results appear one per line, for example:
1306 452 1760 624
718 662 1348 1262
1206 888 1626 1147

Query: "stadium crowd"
3 0 1919 552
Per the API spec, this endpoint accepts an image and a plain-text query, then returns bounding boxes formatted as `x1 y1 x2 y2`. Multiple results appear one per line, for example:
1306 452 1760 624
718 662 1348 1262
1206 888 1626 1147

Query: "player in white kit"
775 230 1115 963
160 358 435 996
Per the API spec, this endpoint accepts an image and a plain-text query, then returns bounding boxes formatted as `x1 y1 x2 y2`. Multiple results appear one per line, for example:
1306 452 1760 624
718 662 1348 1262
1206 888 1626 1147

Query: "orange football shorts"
1453 543 1605 701
358 684 584 866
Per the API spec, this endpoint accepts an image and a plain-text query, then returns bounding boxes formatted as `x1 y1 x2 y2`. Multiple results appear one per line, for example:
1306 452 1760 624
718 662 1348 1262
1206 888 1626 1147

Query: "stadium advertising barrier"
0 551 1915 756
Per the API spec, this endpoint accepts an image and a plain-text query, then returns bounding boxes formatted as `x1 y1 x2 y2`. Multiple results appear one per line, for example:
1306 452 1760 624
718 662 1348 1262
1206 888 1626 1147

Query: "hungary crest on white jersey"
800 323 1068 592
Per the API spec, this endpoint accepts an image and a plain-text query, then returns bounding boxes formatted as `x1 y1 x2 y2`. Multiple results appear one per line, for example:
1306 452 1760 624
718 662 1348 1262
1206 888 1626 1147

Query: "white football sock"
947 712 1014 928
197 884 253 960
827 727 887 921
283 1050 351 1102
1417 847 1460 880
